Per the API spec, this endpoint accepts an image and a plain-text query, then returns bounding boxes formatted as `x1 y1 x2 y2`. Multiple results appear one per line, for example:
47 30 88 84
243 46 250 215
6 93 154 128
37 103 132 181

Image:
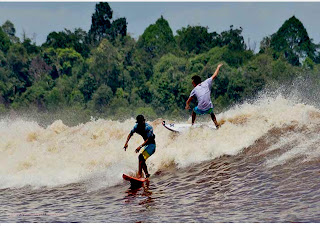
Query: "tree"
88 2 113 43
43 28 90 57
28 56 52 81
176 25 217 54
42 47 83 78
1 20 19 43
0 50 13 105
151 54 189 113
137 16 177 60
270 16 316 66
107 17 127 41
259 36 271 54
69 89 85 107
216 25 247 51
45 87 65 110
22 37 40 55
90 84 113 112
78 73 97 102
7 44 31 92
56 48 84 76
88 39 122 93
0 27 11 53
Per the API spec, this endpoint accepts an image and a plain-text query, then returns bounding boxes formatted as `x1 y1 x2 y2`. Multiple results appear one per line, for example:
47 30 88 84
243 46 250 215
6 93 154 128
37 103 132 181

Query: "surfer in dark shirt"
124 115 156 178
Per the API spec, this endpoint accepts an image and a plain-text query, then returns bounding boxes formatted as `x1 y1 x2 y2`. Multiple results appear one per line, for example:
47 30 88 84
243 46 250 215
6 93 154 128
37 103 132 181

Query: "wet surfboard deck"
162 121 216 133
122 174 146 188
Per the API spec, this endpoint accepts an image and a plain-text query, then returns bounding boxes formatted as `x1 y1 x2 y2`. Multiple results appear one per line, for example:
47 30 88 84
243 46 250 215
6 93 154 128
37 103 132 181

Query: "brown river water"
1 95 320 222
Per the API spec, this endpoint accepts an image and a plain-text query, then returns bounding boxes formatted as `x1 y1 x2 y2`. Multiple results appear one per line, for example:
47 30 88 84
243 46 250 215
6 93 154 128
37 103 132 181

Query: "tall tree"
175 25 217 54
137 16 177 59
1 20 19 43
270 16 316 66
88 2 113 43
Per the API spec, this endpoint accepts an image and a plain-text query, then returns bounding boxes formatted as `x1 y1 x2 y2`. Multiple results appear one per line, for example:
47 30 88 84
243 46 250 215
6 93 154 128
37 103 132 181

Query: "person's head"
191 75 201 87
136 114 145 126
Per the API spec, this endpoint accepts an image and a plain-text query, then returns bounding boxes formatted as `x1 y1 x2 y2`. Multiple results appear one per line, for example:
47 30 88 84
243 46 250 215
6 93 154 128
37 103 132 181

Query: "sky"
0 1 320 52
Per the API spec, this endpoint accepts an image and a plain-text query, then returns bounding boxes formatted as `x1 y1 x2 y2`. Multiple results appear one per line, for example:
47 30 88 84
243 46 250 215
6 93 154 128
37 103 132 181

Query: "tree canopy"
270 16 316 66
0 4 320 120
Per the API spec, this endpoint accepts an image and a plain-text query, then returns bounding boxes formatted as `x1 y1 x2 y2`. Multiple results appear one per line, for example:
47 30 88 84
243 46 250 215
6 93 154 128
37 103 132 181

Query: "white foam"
0 95 319 189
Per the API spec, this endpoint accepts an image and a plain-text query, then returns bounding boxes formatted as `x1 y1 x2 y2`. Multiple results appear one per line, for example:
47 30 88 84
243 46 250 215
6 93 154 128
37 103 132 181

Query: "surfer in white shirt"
185 63 223 128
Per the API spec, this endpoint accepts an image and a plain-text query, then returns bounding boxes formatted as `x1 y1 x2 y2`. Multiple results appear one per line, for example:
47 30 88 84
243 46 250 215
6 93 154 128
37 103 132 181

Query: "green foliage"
0 103 7 114
22 37 40 55
78 73 97 101
216 25 247 51
88 2 127 45
137 16 177 60
1 12 320 120
88 2 113 43
303 57 315 70
0 27 11 53
43 28 89 57
135 107 157 120
42 47 83 77
88 39 123 92
19 83 47 108
2 20 15 37
270 16 316 66
176 25 217 54
69 89 85 107
107 17 127 41
151 54 189 113
6 43 31 94
57 48 84 76
2 20 19 43
45 87 65 110
90 84 113 112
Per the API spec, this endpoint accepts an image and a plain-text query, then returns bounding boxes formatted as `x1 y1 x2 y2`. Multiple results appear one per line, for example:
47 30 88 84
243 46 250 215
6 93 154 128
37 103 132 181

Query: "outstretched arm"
211 63 223 80
185 96 194 110
123 133 132 151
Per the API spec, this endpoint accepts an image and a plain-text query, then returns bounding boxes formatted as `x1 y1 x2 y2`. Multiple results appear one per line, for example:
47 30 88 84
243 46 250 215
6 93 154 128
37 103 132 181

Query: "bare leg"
138 154 143 177
141 160 149 178
192 110 196 125
210 112 220 128
138 154 150 178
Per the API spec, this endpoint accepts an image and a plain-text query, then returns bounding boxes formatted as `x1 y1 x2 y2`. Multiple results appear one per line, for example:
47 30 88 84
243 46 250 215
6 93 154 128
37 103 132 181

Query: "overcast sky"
0 2 320 51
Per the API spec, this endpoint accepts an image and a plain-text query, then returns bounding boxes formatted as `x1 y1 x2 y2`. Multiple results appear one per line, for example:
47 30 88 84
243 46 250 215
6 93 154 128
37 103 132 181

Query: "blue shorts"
141 144 156 160
194 106 213 115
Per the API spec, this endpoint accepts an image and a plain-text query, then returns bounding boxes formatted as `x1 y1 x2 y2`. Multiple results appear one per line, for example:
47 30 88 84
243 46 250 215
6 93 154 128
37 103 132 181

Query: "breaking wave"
1 92 320 190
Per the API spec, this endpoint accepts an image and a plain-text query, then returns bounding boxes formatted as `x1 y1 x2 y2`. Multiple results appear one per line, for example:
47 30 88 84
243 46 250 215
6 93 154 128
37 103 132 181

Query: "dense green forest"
1 2 320 123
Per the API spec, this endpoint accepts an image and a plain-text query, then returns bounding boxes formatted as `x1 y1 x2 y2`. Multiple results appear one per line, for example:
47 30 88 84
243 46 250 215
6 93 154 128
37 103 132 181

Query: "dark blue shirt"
130 123 155 145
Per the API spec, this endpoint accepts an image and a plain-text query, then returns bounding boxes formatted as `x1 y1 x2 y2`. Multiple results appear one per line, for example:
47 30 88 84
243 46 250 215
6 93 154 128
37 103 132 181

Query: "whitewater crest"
0 95 319 189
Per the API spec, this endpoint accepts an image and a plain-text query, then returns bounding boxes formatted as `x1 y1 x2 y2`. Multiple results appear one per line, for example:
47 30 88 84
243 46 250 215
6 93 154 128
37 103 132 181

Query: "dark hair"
191 75 202 85
136 114 145 123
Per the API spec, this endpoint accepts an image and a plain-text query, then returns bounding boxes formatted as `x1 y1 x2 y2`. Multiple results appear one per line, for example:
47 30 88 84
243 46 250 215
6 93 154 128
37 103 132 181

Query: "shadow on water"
124 180 153 205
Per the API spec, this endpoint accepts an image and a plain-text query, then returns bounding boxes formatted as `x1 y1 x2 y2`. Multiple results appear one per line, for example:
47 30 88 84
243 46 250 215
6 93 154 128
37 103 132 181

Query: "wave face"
1 94 319 191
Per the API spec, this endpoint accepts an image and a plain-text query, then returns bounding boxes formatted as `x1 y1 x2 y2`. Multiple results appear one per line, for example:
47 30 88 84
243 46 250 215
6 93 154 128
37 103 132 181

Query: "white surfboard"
162 121 216 133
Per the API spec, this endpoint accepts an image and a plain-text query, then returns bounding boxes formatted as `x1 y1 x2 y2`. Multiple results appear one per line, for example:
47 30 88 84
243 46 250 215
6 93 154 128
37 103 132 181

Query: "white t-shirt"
189 78 213 110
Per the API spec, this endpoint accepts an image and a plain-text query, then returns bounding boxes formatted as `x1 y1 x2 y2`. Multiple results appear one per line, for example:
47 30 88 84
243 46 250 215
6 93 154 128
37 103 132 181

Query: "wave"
0 94 320 190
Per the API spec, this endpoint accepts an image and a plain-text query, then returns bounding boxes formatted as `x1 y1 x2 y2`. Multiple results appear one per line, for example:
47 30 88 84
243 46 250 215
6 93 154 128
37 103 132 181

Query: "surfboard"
162 121 216 133
122 174 146 188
